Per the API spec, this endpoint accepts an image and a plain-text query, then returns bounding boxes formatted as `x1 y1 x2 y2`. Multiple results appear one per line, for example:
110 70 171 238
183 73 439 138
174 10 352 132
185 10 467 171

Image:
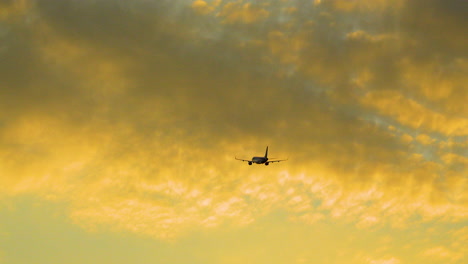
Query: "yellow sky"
0 0 466 263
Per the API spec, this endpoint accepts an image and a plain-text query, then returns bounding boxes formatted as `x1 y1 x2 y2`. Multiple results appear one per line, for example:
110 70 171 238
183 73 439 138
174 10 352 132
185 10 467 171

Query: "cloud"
217 1 269 24
346 30 396 43
422 246 464 263
191 0 214 15
191 0 224 16
366 256 401 264
0 0 31 21
329 0 405 12
0 4 466 260
360 90 468 136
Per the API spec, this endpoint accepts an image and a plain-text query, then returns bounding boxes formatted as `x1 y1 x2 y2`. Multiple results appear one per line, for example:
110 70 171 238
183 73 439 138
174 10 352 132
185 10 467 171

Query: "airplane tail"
265 146 269 158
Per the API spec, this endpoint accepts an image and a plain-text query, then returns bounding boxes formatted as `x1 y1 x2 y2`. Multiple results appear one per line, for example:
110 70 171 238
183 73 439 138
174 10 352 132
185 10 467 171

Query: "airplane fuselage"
252 156 268 164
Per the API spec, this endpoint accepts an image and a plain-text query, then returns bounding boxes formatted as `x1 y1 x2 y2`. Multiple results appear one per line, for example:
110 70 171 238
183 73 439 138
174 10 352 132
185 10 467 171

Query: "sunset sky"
0 0 467 263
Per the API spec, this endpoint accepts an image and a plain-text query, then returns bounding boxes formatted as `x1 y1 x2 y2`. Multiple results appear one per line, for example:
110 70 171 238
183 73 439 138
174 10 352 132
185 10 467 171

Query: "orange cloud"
192 0 216 15
346 30 397 43
1 4 465 263
218 1 269 24
360 90 468 136
330 0 404 12
399 58 468 117
267 30 308 65
422 246 464 262
416 134 435 145
0 0 31 21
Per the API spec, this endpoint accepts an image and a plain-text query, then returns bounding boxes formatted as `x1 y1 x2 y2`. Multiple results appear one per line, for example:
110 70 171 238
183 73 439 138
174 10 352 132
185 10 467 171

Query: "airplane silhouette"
235 146 287 166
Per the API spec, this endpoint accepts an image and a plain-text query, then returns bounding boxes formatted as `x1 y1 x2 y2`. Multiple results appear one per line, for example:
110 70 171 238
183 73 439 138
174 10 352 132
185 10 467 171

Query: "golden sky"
0 0 467 263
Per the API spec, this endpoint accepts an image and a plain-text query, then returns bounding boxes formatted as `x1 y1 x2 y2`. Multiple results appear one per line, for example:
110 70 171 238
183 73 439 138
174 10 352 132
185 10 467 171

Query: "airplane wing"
268 158 288 163
235 157 252 162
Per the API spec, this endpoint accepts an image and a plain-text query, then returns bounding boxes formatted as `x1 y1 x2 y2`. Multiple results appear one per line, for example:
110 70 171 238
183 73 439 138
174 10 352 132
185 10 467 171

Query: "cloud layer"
0 0 466 263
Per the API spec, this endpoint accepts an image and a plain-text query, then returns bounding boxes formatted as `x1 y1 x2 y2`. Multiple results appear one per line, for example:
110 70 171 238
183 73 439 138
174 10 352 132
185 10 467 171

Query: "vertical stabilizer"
265 146 269 158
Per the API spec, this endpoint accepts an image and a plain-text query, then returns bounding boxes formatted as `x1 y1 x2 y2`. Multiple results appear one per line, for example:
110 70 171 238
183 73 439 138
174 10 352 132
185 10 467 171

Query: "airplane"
235 146 287 166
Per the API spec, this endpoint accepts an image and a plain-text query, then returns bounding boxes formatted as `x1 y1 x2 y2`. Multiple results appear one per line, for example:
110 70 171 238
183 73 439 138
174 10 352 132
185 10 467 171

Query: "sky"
0 0 467 263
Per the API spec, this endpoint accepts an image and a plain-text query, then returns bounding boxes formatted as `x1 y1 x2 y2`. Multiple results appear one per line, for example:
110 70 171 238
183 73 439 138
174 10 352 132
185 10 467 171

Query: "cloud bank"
0 0 466 262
